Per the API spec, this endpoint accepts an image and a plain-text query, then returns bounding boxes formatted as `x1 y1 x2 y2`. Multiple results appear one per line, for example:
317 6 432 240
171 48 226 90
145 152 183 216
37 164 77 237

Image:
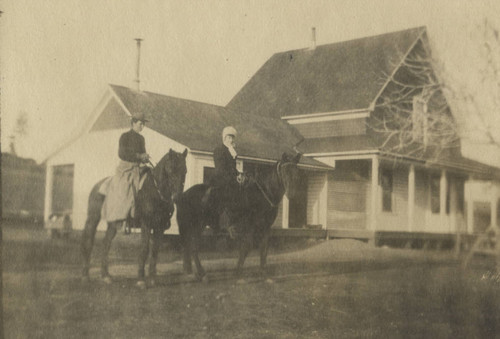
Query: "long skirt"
99 161 140 222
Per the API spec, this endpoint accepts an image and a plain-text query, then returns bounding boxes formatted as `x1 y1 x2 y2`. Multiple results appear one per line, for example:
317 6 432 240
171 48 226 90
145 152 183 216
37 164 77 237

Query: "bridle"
254 160 290 208
148 159 172 204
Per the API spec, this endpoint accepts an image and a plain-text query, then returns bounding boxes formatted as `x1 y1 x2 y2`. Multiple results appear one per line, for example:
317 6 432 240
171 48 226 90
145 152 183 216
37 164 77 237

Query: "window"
430 175 440 214
430 174 451 214
380 169 393 212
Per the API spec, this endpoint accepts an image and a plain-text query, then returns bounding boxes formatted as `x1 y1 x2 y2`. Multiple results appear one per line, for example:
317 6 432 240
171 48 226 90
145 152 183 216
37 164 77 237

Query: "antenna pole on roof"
134 38 143 91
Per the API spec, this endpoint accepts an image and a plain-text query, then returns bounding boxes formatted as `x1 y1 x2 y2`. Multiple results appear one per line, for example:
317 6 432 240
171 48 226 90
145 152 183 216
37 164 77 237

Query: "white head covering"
222 126 237 141
222 126 238 159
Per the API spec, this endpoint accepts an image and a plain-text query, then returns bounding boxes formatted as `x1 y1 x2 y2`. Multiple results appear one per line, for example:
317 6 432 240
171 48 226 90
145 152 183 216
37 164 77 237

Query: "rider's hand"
236 172 245 184
139 153 150 163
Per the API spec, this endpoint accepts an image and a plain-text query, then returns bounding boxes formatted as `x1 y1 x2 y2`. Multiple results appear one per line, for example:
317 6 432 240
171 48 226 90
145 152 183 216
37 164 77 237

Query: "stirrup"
226 225 237 240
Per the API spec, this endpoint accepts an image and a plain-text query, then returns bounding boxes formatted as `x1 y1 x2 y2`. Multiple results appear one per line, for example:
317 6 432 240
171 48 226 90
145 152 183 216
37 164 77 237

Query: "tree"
9 111 29 155
370 22 500 161
451 19 500 151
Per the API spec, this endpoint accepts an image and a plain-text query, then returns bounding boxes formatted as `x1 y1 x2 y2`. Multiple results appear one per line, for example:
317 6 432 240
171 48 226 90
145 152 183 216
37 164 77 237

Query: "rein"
148 160 171 204
254 161 286 208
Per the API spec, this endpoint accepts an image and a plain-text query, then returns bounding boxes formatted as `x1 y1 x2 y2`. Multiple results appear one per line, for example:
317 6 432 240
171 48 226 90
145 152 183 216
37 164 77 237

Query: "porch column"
440 170 447 229
467 176 474 234
282 195 289 229
319 173 328 230
408 165 415 232
44 165 54 223
449 179 460 256
450 178 457 232
493 184 500 270
491 184 498 229
370 157 379 231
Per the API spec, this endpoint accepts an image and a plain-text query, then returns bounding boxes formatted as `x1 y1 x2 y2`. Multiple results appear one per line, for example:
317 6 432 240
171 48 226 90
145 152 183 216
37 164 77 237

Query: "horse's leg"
137 220 151 287
259 230 271 269
192 225 206 281
182 229 193 274
81 214 99 281
236 228 253 278
101 220 120 283
148 226 163 287
81 187 104 281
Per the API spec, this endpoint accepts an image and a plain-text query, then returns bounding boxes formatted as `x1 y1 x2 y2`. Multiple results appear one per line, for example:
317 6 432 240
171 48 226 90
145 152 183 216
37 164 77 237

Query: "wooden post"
408 165 415 232
449 179 459 256
44 165 54 223
491 184 500 270
370 157 379 231
319 173 328 230
282 195 289 229
491 184 498 230
440 170 447 229
466 177 474 234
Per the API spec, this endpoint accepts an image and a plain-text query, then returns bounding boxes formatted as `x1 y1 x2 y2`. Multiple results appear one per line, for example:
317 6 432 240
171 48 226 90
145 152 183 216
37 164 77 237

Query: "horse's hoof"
102 276 113 284
136 280 147 290
236 279 246 284
149 279 156 288
265 278 274 284
201 275 209 284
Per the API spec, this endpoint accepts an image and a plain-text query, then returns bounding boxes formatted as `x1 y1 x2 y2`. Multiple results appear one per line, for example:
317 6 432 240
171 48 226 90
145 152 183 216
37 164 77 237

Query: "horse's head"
156 148 188 202
278 152 302 200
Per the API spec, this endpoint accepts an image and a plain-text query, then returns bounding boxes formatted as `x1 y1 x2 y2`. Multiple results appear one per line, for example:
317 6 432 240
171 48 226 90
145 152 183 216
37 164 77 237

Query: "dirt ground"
3 222 500 339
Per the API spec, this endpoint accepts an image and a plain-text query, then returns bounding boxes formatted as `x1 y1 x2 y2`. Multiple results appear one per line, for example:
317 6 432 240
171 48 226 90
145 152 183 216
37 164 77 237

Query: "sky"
1 0 500 165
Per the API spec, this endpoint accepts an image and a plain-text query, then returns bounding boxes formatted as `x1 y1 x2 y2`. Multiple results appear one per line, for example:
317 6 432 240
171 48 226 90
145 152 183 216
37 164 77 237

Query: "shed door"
52 164 74 214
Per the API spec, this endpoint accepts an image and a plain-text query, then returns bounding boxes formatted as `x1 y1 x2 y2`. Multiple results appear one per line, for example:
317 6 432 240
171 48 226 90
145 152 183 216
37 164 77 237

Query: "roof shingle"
227 27 426 118
109 85 328 168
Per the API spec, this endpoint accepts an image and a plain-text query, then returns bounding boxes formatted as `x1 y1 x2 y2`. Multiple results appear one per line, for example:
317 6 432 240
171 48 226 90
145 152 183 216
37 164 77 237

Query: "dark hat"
131 112 149 122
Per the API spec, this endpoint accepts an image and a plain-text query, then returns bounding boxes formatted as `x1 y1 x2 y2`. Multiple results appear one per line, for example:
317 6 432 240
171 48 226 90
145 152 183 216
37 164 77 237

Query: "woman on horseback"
99 112 151 230
208 126 245 236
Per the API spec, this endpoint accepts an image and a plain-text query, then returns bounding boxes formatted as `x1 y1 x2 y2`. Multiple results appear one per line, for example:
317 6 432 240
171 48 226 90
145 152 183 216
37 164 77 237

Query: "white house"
226 26 500 245
43 84 330 234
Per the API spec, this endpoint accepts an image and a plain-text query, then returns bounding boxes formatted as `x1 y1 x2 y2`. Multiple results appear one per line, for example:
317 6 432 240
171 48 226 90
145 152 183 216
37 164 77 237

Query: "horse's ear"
182 148 188 158
281 153 288 162
293 153 302 163
168 148 173 154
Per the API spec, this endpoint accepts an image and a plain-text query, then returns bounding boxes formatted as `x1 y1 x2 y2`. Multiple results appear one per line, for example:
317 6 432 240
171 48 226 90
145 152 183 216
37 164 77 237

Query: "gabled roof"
227 27 426 118
106 85 328 168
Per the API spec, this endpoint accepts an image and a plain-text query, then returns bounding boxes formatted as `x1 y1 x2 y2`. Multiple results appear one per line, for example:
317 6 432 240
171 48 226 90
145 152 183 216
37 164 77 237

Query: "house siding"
327 160 370 230
293 118 366 139
45 127 188 233
377 166 409 231
307 172 326 226
413 169 428 232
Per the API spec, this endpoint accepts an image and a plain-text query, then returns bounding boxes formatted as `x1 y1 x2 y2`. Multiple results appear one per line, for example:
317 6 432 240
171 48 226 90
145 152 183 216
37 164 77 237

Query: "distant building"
1 153 45 221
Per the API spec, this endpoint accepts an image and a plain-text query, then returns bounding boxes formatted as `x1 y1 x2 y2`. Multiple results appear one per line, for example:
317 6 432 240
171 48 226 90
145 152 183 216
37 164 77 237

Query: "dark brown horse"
176 152 301 281
81 148 187 287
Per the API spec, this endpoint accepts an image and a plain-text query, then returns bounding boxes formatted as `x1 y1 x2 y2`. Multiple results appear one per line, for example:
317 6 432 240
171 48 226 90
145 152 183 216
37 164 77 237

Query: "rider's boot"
219 209 238 240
